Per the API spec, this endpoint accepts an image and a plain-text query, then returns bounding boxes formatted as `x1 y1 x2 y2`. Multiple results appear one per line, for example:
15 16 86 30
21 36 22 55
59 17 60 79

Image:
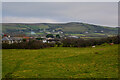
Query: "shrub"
61 35 119 48
2 41 53 49
2 35 120 49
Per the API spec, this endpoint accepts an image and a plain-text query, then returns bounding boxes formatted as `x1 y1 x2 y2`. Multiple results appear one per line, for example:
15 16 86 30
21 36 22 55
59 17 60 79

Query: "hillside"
2 22 118 37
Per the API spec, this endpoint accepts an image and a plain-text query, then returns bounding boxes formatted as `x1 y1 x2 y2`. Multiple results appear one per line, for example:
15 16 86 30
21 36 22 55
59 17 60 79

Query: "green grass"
2 23 118 35
80 37 102 39
71 34 86 36
2 44 118 78
94 33 105 35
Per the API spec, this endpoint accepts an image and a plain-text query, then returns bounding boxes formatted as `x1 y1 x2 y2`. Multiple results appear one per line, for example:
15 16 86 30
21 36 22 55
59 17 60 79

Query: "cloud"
3 16 58 23
2 0 119 2
2 2 118 27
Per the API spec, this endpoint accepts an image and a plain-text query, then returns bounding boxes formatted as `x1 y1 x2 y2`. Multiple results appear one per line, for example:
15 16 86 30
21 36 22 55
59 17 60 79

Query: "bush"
2 41 54 49
61 35 120 48
2 35 120 49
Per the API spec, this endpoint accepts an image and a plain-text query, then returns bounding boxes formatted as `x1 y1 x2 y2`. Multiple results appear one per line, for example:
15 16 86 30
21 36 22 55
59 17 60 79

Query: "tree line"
62 35 119 47
2 41 55 49
2 35 120 49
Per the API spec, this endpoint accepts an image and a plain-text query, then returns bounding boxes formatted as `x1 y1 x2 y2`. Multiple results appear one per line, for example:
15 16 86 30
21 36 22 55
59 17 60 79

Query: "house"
43 40 47 43
23 37 33 42
101 30 104 33
68 36 79 38
46 38 60 43
85 31 88 33
2 37 23 44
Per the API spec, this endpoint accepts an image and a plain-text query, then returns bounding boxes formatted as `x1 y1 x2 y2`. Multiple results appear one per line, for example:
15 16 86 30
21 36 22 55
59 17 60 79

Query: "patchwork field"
2 44 118 78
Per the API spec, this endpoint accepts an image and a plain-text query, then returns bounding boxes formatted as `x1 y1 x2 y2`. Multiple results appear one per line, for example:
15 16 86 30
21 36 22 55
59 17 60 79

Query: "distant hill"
2 22 118 36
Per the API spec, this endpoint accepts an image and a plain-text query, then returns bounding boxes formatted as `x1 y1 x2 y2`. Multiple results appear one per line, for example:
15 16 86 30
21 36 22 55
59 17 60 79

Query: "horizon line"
1 22 118 28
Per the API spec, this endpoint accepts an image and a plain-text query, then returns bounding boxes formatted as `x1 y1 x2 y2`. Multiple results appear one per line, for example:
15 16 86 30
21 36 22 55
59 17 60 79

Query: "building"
68 36 79 38
2 37 23 44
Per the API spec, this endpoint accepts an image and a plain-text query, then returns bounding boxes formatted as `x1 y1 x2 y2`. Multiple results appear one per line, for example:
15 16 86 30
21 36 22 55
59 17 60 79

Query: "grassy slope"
2 23 118 35
2 44 118 78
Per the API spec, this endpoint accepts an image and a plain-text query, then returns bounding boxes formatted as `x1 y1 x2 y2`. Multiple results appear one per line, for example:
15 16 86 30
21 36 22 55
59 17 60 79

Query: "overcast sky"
2 2 118 27
1 0 119 2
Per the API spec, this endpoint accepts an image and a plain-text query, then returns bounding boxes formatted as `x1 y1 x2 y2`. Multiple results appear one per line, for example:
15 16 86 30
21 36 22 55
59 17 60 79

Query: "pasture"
2 44 118 78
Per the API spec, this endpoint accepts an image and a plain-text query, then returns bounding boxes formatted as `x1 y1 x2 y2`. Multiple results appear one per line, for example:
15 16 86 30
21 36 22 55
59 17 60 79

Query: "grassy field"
2 44 118 78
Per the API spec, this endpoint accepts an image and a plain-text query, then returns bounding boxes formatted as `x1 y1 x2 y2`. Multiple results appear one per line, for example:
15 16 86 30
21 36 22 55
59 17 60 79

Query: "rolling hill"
2 22 118 37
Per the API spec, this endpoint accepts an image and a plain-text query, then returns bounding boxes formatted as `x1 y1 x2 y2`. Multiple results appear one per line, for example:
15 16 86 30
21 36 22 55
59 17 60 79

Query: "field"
2 44 118 78
2 23 118 35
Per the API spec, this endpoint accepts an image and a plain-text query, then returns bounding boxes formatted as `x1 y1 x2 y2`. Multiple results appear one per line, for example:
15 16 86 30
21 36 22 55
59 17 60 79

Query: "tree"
36 37 43 40
56 34 60 38
23 39 26 42
46 34 54 38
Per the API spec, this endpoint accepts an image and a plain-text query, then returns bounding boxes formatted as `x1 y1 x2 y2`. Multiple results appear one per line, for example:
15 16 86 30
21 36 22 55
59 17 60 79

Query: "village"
1 32 81 44
1 27 108 45
1 34 57 44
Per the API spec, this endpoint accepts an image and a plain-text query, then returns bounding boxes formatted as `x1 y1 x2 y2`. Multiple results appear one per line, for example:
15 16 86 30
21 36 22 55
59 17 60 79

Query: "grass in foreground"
2 44 118 78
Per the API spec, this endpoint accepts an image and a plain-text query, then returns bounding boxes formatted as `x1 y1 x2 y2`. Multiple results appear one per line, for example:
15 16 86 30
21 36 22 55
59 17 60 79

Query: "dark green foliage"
2 36 119 49
36 37 43 40
2 41 55 49
55 41 62 47
62 36 120 47
46 34 54 38
56 34 61 38
22 39 26 42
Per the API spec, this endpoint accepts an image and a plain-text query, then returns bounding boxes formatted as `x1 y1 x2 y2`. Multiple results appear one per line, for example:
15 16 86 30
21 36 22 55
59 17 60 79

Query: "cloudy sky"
2 2 118 27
